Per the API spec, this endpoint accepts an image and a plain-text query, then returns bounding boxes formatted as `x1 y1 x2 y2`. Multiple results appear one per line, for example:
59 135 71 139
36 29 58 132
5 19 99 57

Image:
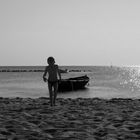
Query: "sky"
0 0 140 66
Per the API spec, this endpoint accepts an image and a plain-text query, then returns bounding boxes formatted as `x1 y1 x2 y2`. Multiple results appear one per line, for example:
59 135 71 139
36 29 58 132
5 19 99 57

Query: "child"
43 57 61 106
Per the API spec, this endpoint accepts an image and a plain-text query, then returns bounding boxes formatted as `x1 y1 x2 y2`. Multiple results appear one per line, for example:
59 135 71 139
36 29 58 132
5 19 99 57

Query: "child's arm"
43 66 48 82
57 66 62 81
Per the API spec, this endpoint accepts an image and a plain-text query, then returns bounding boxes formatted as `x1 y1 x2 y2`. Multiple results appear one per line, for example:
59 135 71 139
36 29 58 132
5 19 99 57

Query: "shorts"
48 81 58 87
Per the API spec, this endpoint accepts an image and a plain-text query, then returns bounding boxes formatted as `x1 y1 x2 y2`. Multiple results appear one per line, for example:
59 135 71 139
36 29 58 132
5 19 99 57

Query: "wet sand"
0 97 140 139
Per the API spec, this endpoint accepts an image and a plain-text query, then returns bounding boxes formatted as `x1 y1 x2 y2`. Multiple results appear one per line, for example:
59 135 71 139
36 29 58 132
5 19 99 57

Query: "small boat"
58 75 89 92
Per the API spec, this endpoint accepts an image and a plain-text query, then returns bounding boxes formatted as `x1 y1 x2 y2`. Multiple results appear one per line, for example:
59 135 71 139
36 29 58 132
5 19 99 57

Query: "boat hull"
58 75 89 92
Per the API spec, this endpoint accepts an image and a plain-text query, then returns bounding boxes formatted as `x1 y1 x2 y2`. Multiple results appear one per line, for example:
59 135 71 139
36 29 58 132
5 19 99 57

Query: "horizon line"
0 65 140 67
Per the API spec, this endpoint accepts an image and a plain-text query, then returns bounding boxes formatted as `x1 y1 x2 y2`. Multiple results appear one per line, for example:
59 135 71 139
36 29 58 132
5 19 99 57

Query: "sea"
0 66 140 99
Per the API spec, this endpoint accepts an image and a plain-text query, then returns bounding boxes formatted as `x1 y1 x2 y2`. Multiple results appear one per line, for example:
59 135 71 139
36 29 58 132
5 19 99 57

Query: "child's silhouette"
43 57 61 106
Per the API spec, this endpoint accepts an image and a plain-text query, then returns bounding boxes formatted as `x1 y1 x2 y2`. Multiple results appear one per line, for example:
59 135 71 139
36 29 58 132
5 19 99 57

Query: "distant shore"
0 97 140 139
0 69 44 72
0 66 92 73
0 69 91 73
0 69 67 73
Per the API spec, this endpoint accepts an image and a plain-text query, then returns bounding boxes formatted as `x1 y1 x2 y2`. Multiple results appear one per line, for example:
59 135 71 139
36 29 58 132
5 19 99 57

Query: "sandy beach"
0 97 140 140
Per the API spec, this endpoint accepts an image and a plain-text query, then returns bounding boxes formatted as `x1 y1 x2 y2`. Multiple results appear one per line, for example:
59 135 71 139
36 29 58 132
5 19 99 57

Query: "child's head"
47 57 55 65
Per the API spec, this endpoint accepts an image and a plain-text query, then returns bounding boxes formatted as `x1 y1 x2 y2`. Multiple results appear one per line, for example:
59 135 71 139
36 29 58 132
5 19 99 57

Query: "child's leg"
48 83 53 106
53 82 58 105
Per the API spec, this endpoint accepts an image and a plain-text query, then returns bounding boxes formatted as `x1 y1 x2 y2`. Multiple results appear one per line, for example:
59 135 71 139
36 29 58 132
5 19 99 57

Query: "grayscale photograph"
0 0 140 139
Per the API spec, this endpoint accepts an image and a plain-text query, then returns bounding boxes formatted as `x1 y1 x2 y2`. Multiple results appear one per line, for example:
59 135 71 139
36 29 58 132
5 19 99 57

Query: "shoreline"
0 97 140 139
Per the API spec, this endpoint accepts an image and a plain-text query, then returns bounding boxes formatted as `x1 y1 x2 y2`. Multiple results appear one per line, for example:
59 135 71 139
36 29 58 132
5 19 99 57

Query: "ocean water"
0 66 140 99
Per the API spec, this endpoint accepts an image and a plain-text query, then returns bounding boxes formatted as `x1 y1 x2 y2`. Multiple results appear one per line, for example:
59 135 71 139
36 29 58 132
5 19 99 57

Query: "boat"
58 75 89 92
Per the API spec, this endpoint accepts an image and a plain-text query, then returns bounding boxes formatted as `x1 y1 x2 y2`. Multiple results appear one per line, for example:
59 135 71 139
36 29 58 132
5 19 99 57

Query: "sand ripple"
0 97 140 139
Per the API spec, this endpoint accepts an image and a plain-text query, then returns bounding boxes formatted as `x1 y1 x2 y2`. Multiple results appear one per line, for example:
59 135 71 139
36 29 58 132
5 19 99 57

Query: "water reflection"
120 67 140 92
